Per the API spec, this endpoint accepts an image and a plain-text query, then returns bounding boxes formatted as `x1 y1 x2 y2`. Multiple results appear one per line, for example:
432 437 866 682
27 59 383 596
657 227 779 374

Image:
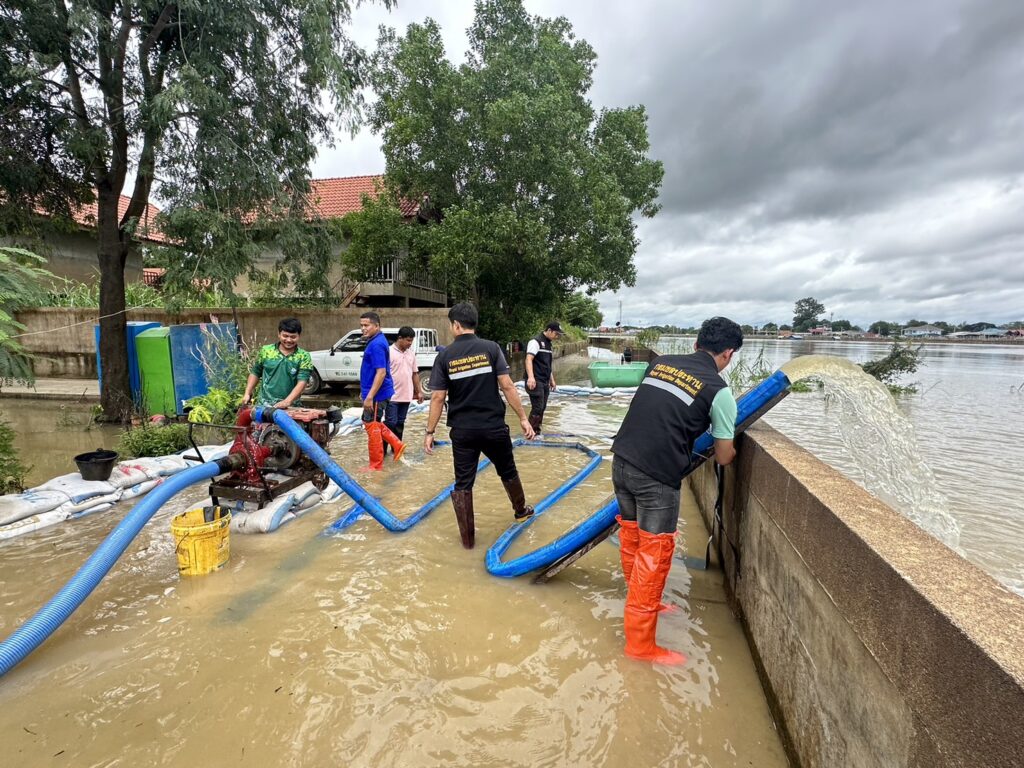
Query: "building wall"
688 424 1024 768
14 307 454 378
3 231 144 285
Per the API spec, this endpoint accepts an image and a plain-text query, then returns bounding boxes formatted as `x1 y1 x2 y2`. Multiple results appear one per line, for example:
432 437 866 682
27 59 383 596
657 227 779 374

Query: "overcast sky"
313 0 1024 328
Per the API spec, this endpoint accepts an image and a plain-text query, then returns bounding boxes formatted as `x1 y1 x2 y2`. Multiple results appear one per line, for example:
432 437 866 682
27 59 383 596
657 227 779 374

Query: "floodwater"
657 337 1024 596
0 372 788 767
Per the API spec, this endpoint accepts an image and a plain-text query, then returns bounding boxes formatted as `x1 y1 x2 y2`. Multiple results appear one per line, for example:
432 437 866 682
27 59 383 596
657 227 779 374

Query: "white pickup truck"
305 327 441 394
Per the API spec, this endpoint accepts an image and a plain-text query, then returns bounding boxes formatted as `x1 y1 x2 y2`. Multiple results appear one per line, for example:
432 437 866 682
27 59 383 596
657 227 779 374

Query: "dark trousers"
612 455 681 535
451 425 519 491
361 400 389 423
384 401 410 439
527 382 550 421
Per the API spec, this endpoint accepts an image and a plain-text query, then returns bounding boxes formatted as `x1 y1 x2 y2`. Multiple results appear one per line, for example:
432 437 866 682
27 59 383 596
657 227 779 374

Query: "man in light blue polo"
358 311 405 469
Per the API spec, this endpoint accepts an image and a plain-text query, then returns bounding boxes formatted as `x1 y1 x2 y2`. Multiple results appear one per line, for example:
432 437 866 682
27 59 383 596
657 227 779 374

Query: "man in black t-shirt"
524 321 562 433
611 316 743 666
424 302 537 548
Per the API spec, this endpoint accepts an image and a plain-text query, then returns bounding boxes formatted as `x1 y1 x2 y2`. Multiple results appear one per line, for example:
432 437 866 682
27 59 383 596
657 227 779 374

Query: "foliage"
560 292 602 329
0 246 56 386
185 388 240 424
0 415 31 494
868 320 898 337
636 328 661 349
356 0 663 342
726 348 774 391
1 0 370 414
792 297 825 332
195 326 252 396
116 423 193 459
861 341 922 393
761 322 778 333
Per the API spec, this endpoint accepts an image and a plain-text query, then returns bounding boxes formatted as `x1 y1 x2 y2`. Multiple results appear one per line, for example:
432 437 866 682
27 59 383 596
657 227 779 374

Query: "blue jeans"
612 455 681 535
384 401 410 434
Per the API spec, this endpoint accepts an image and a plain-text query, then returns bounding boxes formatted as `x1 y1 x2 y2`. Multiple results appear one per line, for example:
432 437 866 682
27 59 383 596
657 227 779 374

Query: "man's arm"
713 438 736 466
423 389 447 454
498 374 535 440
710 388 738 465
412 367 423 402
241 373 260 405
363 367 387 409
525 338 540 390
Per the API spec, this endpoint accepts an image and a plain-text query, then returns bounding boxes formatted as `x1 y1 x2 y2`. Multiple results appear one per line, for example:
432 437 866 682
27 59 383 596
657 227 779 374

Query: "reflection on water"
0 370 786 767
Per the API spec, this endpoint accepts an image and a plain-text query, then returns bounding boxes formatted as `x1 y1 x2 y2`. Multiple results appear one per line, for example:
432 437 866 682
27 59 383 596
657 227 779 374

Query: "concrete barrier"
14 307 455 378
689 423 1024 768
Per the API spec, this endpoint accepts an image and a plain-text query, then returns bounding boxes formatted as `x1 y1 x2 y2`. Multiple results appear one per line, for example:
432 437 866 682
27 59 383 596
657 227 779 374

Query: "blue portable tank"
169 323 238 410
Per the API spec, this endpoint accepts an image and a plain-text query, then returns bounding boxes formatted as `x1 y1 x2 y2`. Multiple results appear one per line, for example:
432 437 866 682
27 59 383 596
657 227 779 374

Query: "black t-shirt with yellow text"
429 334 511 430
612 351 727 488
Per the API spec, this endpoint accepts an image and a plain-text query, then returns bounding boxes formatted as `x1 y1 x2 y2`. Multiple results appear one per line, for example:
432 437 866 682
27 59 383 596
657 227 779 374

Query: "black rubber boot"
502 475 534 521
451 489 475 549
528 413 543 434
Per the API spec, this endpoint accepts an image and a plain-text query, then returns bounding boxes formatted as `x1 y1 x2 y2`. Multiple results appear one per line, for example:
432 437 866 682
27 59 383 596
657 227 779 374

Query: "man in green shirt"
241 317 313 408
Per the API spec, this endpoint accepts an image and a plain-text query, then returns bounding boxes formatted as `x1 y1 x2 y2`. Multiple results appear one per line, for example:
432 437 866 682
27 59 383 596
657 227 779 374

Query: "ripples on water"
658 337 1024 596
0 389 786 767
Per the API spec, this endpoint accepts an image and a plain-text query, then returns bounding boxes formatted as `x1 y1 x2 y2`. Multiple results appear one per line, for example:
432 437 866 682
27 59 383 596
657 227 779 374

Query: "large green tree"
792 297 825 332
0 0 370 419
351 0 663 341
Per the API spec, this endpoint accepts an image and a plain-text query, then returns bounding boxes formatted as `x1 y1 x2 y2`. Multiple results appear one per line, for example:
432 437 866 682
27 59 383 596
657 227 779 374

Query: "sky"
312 0 1024 329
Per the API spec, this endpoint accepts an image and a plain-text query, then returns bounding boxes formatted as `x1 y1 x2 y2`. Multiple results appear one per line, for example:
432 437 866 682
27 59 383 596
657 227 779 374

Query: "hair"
397 325 415 339
279 317 302 334
448 302 479 330
696 316 744 354
360 311 381 326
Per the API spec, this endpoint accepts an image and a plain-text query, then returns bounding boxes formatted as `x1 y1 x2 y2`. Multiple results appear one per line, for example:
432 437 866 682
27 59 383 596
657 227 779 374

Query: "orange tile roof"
68 194 167 244
306 175 419 219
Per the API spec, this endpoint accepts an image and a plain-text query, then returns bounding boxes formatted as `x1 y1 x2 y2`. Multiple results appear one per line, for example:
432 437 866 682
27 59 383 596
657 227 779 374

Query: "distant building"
901 324 944 338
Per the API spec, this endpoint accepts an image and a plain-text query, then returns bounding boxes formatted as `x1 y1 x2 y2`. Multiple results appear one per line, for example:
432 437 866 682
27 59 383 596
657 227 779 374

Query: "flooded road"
0 382 787 767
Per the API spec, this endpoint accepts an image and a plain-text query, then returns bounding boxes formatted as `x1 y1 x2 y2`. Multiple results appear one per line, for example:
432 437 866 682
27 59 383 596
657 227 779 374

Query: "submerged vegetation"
116 423 193 459
860 342 922 394
0 415 30 494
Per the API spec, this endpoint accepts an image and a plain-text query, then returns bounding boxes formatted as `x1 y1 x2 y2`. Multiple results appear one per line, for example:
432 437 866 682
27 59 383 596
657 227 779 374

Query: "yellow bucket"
171 506 231 576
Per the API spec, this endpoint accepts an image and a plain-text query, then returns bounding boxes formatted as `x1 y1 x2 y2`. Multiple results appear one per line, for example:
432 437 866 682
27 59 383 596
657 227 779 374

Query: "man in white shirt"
524 321 562 433
384 326 423 452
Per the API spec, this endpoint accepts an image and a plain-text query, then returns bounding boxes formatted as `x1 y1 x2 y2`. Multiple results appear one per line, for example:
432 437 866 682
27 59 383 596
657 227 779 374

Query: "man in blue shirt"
359 311 405 469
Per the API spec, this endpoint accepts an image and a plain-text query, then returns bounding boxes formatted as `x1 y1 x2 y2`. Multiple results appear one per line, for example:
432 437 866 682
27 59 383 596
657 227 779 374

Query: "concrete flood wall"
15 307 455 378
688 423 1024 768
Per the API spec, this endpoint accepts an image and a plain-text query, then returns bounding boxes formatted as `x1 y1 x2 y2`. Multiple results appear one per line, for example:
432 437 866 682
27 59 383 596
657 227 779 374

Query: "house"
809 326 830 335
978 327 1010 338
901 324 944 338
242 175 446 308
12 195 165 285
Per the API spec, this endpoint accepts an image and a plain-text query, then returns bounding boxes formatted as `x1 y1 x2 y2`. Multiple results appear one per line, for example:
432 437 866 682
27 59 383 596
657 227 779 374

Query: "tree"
1 1 369 419
355 0 663 342
761 322 778 334
560 292 602 329
869 320 897 336
0 247 54 386
792 297 825 332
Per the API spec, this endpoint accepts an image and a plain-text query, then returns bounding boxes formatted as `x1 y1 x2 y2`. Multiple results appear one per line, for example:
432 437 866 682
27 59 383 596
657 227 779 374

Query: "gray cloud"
316 0 1024 327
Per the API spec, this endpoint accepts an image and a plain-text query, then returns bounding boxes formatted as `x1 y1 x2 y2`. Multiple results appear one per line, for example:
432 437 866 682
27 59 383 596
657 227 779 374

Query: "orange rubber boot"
362 422 385 471
623 529 687 665
379 423 406 462
617 516 676 614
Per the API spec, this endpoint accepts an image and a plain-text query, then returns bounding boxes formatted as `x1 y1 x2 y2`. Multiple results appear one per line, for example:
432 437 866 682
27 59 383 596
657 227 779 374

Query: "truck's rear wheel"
305 368 323 395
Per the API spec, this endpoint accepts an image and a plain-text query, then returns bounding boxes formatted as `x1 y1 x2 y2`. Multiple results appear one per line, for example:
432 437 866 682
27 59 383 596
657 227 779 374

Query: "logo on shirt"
448 353 493 380
641 363 705 405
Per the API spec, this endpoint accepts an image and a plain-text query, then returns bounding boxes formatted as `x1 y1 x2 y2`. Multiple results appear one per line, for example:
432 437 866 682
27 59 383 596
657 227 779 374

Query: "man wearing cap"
524 321 563 433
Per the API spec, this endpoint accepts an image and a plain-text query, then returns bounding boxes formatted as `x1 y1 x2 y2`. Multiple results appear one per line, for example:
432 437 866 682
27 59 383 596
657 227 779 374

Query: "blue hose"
486 370 793 577
0 459 226 677
256 406 421 531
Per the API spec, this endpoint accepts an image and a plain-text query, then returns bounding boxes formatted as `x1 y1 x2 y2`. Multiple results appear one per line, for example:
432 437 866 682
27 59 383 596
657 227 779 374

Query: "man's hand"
424 433 435 455
241 393 252 406
362 396 374 411
416 392 424 404
550 378 557 392
273 400 292 409
520 417 536 440
526 376 536 391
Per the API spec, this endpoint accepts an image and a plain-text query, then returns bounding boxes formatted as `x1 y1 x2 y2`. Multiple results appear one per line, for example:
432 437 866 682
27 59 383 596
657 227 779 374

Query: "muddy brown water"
0 369 787 767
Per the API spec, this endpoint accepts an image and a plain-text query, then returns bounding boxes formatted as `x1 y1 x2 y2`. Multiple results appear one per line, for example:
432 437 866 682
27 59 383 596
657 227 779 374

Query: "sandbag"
36 474 117 504
0 508 71 540
106 462 153 489
0 489 69 526
231 493 297 534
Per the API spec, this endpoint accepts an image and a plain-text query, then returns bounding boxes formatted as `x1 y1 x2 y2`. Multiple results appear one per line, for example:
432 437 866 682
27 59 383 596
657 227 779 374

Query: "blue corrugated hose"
0 459 225 677
486 370 792 577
